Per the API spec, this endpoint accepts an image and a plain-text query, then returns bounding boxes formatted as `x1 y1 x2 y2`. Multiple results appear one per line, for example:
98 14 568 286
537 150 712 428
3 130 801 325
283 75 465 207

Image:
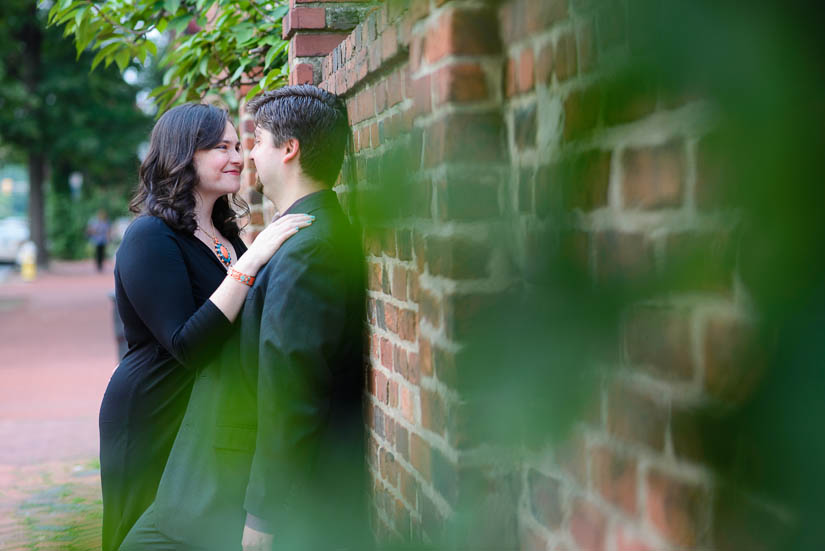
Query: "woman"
98 103 312 551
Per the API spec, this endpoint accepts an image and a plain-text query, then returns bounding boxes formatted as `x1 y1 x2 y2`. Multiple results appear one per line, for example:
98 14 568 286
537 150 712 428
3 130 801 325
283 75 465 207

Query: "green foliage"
1 0 153 260
47 0 290 112
46 186 129 260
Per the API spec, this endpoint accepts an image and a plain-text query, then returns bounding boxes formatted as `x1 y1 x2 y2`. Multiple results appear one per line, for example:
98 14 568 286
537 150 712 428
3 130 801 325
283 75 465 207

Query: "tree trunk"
28 153 48 267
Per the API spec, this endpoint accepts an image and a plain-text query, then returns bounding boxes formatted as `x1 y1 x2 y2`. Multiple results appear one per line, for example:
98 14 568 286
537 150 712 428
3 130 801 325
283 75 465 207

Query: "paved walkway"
0 260 118 549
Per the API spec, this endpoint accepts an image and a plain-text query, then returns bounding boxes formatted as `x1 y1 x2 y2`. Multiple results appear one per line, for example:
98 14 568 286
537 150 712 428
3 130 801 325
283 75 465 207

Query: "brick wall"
237 0 779 548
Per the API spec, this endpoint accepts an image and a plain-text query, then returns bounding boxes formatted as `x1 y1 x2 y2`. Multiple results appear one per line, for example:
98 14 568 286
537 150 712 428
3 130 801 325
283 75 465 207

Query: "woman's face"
192 122 242 199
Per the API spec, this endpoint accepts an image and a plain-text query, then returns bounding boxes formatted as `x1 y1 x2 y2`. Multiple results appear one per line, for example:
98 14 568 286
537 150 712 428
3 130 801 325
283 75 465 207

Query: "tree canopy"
47 0 290 113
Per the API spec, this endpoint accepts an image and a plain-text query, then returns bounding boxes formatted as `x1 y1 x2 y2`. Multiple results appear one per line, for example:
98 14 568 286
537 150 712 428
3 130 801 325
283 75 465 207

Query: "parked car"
0 217 29 264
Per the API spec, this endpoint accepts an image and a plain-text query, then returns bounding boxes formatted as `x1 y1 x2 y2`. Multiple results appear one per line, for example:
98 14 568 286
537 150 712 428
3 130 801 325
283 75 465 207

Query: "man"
120 85 369 550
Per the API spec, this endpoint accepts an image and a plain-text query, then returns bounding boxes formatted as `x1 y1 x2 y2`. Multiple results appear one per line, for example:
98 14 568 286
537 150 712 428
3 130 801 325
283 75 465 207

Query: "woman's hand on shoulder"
234 213 314 275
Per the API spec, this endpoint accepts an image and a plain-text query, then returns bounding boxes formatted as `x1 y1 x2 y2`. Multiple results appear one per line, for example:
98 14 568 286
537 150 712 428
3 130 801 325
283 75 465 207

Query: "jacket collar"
281 189 338 217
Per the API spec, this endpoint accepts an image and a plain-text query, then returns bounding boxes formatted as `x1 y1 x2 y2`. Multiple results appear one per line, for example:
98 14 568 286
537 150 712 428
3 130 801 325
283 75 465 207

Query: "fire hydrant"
18 241 37 282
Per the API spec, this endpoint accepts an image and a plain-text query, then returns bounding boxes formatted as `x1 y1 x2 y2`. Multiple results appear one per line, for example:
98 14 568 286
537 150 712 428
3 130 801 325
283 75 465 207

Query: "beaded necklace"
197 226 232 268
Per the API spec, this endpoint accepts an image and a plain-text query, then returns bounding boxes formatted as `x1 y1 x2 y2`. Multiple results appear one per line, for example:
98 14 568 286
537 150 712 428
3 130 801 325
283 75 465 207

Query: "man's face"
249 126 286 200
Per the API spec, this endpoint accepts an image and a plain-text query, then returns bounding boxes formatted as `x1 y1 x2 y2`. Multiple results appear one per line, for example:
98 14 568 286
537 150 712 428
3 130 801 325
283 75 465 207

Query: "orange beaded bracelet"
227 267 255 286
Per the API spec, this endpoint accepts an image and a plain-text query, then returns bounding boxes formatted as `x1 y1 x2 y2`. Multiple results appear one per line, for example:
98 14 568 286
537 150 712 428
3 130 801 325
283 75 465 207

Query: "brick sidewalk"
0 461 101 549
0 260 116 549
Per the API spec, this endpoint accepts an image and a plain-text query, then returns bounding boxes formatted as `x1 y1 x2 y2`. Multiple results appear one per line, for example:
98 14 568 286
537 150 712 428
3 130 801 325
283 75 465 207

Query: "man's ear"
283 137 300 164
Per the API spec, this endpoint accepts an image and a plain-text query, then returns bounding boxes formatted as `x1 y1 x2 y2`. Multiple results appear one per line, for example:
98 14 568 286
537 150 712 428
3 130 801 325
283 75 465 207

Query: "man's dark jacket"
152 190 368 550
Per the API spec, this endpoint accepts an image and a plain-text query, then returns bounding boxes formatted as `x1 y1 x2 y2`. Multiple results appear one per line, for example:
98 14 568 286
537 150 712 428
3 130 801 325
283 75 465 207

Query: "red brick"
421 388 446 435
375 370 388 403
380 337 393 369
292 62 314 85
293 33 348 56
570 500 607 551
382 24 399 61
388 379 399 408
387 69 404 106
528 469 563 530
518 47 535 93
370 334 380 360
410 74 432 118
426 235 490 280
555 32 577 82
420 288 441 328
399 465 417 504
243 117 256 134
497 1 520 43
591 445 637 515
290 6 325 32
625 305 694 381
536 41 554 85
409 34 425 73
384 302 399 334
368 262 382 289
504 56 517 98
248 210 264 226
419 338 433 377
396 424 410 461
392 266 408 300
370 123 379 148
380 448 398 487
435 62 488 105
595 231 654 283
399 309 417 342
563 85 601 140
358 88 375 121
607 383 667 450
400 385 415 422
703 315 763 402
424 112 504 166
373 81 387 113
622 140 685 209
433 346 456 389
410 433 431 479
424 7 500 64
647 470 708 547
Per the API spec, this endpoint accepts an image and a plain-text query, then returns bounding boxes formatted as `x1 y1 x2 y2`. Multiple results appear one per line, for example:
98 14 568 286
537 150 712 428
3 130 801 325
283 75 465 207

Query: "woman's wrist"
232 255 263 276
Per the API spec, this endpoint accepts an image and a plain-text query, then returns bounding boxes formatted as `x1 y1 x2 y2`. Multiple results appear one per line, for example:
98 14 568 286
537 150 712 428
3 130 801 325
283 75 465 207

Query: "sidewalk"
0 260 117 549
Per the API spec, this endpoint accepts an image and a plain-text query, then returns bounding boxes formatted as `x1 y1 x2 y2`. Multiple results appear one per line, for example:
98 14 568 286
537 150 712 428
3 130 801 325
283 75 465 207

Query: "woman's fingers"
273 213 314 229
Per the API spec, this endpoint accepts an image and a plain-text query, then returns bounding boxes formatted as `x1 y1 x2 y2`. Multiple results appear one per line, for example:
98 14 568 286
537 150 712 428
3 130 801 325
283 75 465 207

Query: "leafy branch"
46 0 291 113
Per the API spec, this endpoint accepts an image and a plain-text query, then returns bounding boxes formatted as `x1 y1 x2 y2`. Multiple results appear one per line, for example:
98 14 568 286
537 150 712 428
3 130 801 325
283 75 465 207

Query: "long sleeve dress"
98 215 247 551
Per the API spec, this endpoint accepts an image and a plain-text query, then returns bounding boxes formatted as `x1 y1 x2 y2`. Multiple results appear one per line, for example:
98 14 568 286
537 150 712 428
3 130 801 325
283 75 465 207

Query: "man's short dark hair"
246 85 350 187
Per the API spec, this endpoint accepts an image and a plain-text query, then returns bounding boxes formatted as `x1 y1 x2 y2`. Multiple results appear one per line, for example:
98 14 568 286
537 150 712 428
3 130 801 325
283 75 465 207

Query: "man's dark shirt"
153 190 368 550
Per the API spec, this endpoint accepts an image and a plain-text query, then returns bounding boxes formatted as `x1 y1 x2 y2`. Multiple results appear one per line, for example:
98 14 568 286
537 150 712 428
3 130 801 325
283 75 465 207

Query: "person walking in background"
87 209 111 272
120 85 369 551
98 103 313 551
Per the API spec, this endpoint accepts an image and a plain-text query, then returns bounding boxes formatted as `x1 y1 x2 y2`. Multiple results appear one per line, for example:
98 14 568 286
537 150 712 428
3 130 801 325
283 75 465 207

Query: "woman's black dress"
99 215 247 551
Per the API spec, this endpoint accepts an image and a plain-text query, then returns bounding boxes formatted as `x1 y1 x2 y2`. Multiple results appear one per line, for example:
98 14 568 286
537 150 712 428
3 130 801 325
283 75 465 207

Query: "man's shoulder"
257 212 357 282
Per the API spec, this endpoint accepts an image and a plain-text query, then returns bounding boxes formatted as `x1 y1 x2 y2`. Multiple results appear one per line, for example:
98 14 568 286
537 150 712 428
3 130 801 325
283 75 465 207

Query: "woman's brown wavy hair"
129 103 248 239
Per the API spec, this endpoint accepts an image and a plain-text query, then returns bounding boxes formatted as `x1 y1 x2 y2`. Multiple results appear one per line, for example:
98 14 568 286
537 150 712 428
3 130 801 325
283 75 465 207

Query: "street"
0 260 117 549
